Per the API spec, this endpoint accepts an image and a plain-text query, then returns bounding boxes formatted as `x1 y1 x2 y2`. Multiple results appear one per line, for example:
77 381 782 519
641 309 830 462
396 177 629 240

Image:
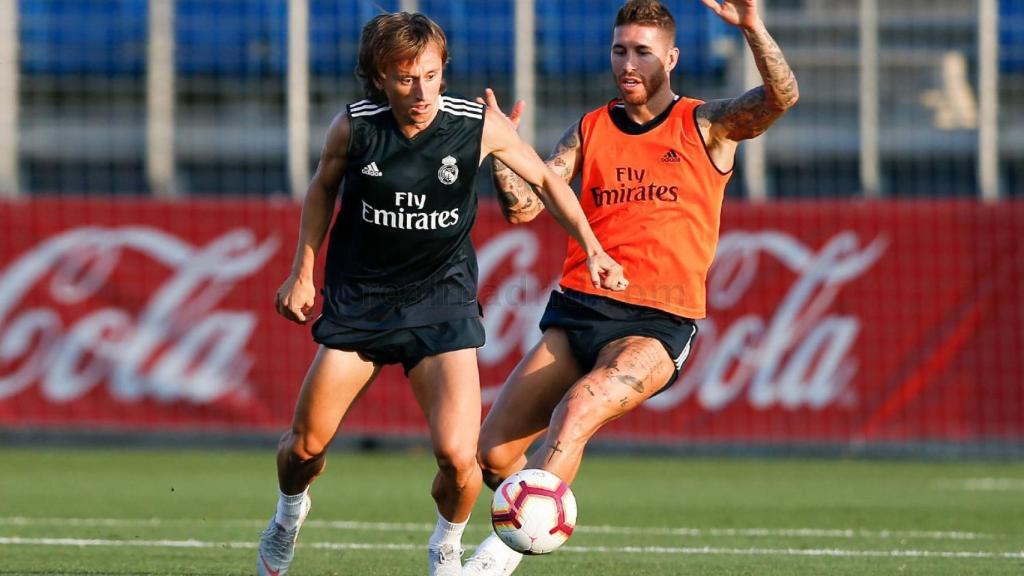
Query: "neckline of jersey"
607 95 682 136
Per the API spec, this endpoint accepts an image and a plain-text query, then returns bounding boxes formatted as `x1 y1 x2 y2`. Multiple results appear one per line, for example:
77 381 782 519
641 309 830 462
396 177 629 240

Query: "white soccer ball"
490 468 577 555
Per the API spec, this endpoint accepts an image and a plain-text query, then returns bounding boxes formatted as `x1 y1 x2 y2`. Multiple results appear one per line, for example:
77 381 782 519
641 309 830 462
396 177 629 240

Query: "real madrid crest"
438 155 459 185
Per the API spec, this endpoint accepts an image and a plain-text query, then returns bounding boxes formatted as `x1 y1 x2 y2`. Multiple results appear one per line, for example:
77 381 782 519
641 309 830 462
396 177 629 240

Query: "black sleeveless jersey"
321 95 487 329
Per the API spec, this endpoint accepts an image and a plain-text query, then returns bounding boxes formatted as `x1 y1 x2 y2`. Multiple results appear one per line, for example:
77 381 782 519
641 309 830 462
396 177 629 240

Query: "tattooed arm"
493 159 545 224
494 121 581 224
697 0 799 170
481 104 627 291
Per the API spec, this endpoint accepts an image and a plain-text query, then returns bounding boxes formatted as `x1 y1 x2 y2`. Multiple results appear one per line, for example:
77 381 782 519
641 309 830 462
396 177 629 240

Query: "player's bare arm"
492 122 580 223
696 0 799 168
482 90 581 224
275 113 350 324
481 105 626 291
493 161 544 224
478 89 545 224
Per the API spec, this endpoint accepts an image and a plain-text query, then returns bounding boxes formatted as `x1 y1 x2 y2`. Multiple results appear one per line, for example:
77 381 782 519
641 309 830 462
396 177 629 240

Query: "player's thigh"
408 347 481 453
481 328 584 454
292 345 380 444
570 335 675 422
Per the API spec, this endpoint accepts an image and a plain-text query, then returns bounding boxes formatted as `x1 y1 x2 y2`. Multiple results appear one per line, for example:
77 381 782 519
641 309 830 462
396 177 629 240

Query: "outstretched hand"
700 0 761 29
477 88 525 130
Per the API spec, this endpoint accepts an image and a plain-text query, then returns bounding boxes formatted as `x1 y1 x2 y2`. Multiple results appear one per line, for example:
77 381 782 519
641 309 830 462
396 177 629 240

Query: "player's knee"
477 443 516 477
478 444 523 491
281 429 328 462
434 443 478 483
480 467 506 492
552 391 603 442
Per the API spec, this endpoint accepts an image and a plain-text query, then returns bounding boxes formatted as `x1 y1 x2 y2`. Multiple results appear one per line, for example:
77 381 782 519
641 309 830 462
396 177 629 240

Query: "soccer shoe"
256 494 311 576
427 542 464 576
466 537 524 573
463 533 523 576
462 548 523 576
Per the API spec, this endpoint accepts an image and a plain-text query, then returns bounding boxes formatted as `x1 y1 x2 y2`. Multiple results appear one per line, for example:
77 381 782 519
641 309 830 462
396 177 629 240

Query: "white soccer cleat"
463 533 524 576
256 494 311 576
427 542 464 576
462 549 523 576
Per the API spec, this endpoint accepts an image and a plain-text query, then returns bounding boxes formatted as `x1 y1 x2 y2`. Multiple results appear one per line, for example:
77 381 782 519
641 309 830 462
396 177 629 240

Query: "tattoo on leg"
619 396 629 408
614 374 644 394
546 441 564 464
583 384 595 396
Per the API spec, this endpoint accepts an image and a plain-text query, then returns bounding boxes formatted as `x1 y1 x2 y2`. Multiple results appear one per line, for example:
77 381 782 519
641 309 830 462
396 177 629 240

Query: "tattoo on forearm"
699 22 798 141
493 120 581 219
493 160 543 221
743 23 798 110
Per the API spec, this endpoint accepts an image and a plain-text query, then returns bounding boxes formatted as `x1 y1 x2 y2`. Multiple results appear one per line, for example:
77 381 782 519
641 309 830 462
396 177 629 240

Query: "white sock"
274 488 308 530
428 509 469 549
474 531 522 561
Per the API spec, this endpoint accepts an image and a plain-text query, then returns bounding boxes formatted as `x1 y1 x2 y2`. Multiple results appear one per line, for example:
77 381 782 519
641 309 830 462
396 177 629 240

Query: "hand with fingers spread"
588 251 629 292
700 0 761 29
275 274 315 324
477 88 525 130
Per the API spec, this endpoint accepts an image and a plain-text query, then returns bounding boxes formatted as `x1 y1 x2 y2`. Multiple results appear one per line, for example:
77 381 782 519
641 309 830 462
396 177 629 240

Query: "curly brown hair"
355 12 449 104
614 0 677 41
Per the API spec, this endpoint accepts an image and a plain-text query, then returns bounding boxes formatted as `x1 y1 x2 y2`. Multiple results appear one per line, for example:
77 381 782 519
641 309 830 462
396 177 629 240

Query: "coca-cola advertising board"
0 198 1021 443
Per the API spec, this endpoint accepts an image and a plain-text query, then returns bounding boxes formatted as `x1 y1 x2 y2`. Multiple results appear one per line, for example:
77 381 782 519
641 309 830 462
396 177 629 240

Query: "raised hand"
478 88 525 130
699 0 761 29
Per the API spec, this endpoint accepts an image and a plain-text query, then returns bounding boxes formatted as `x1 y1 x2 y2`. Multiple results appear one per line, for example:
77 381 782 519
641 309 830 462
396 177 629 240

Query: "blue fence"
20 0 148 75
17 0 730 77
1003 0 1024 72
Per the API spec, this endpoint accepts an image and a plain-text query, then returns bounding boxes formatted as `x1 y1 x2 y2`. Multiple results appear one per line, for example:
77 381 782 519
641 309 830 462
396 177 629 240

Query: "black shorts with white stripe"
539 288 698 394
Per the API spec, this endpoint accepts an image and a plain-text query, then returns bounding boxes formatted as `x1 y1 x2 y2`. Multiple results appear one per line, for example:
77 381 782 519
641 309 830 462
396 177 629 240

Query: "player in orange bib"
464 1 798 574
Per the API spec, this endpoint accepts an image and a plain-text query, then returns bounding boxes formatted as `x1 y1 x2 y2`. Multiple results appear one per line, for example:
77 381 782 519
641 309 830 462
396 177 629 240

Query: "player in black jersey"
256 12 627 576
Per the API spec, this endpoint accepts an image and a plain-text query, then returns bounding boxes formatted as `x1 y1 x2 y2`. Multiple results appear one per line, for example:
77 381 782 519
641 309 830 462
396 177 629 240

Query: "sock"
274 488 308 530
474 531 522 562
428 509 469 549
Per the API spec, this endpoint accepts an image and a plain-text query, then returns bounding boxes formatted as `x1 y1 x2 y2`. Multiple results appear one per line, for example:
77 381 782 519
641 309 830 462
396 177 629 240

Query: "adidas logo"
661 150 681 163
361 162 383 177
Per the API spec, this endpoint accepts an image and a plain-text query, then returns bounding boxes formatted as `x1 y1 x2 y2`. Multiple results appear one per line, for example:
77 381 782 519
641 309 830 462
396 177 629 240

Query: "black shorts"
311 315 485 375
539 289 697 393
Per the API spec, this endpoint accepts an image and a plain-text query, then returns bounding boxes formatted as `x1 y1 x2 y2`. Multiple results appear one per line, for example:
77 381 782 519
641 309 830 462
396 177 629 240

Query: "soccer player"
463 1 798 574
256 12 626 576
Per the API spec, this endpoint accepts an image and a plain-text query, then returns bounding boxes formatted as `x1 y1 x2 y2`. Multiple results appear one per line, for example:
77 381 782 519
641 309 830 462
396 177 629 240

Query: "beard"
618 70 668 106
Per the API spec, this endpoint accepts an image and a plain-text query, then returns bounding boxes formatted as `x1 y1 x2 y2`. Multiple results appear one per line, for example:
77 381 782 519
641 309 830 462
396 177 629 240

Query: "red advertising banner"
0 198 1021 443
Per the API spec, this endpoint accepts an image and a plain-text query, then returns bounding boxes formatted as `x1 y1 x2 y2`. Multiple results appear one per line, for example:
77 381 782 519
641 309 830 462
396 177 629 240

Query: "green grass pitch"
0 447 1022 575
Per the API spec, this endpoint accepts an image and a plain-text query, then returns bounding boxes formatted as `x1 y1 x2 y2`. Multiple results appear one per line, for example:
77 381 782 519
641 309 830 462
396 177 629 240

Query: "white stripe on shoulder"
440 105 483 120
442 101 485 114
350 106 392 118
349 101 384 113
441 95 484 110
